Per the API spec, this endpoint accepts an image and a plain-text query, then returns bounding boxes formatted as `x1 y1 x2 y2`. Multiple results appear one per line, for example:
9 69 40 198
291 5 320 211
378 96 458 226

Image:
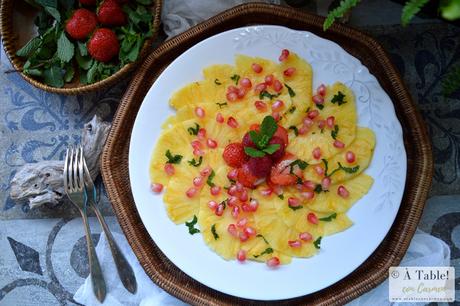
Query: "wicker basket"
0 0 162 95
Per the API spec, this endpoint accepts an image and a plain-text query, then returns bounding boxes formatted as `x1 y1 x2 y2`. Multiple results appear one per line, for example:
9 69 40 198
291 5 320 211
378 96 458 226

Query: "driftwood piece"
9 115 111 209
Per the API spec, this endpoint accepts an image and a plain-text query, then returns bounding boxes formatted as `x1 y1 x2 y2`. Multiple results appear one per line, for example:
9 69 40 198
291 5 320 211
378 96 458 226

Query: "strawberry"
247 156 273 178
242 132 256 148
80 0 97 5
268 136 285 161
223 143 247 168
97 0 127 27
87 28 120 62
237 163 258 188
269 153 303 186
273 125 289 146
65 9 97 40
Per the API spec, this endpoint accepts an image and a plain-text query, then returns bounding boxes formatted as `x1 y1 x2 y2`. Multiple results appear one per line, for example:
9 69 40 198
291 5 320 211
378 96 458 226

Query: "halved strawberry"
274 125 289 146
237 163 258 188
242 132 256 148
269 153 303 186
247 156 273 178
223 143 247 168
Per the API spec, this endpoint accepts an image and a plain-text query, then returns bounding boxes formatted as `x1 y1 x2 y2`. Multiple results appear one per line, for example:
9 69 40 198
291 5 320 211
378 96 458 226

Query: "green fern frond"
323 0 361 31
442 65 460 97
401 0 430 26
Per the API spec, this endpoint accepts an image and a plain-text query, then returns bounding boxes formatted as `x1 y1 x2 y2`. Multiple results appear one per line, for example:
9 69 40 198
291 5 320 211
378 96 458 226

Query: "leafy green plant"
323 0 361 31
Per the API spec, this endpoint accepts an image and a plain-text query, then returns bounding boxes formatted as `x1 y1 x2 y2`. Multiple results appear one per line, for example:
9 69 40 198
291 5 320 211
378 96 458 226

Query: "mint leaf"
75 48 93 70
16 37 41 57
35 0 57 8
331 91 346 105
136 0 152 4
260 115 278 139
263 143 280 154
77 42 87 56
57 31 74 63
230 74 240 85
284 83 296 97
244 146 265 157
187 156 203 167
248 130 263 148
165 150 182 164
63 65 74 82
43 65 64 88
87 61 99 84
211 224 219 240
44 6 61 22
319 213 337 222
313 236 322 249
316 103 324 110
185 215 200 235
314 184 324 194
206 170 216 187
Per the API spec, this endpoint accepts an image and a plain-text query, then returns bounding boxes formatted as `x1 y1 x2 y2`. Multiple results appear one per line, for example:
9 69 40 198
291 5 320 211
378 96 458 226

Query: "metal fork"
64 145 106 303
79 145 137 294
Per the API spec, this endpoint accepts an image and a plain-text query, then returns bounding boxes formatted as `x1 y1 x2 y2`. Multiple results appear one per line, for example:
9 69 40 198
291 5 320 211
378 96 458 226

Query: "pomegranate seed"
239 189 249 202
150 183 163 193
333 140 345 148
326 116 335 128
228 196 239 207
252 63 263 73
273 80 283 92
266 257 280 267
200 166 212 177
186 187 197 198
254 83 267 93
254 100 267 111
197 128 206 139
318 120 326 129
241 203 251 212
288 197 301 207
283 67 296 77
210 186 221 196
237 218 248 228
264 74 274 85
248 198 259 211
312 147 321 160
227 169 238 180
237 249 247 262
215 203 224 216
321 177 331 190
279 49 290 61
260 188 273 196
240 78 252 89
307 110 319 119
231 205 240 219
237 87 246 99
193 148 204 156
235 182 244 192
298 126 309 135
303 180 316 190
227 224 238 237
207 138 218 148
307 212 318 224
228 185 238 196
164 163 175 176
300 191 314 200
288 240 302 248
299 232 313 241
227 85 238 93
314 165 325 176
227 116 239 128
191 140 202 149
208 200 218 211
195 107 205 118
216 112 224 123
244 226 256 236
303 117 314 127
346 151 356 163
239 231 249 242
338 185 350 198
226 92 238 102
317 84 326 97
272 100 284 111
193 176 204 187
312 94 324 105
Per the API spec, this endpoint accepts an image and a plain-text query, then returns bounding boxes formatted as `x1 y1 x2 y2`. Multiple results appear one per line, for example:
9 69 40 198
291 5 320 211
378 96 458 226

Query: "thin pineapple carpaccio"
149 51 375 266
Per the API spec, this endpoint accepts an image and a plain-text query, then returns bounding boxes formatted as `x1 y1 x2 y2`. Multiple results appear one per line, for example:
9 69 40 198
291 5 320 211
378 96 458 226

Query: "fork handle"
81 211 107 303
92 204 137 294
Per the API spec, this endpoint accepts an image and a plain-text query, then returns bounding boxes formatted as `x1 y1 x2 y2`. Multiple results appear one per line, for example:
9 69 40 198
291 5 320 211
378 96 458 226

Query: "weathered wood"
9 115 111 209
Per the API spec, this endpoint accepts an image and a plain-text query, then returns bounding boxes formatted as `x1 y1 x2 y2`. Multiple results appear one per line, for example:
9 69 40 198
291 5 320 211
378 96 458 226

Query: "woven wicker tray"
101 3 433 305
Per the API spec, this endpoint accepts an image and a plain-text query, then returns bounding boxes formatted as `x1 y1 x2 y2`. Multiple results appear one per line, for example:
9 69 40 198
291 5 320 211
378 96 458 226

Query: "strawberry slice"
269 153 303 186
274 125 289 146
237 163 258 188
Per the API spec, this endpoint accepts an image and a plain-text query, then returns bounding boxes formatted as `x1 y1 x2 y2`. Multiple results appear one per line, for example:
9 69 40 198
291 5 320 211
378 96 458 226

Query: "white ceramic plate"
129 25 407 300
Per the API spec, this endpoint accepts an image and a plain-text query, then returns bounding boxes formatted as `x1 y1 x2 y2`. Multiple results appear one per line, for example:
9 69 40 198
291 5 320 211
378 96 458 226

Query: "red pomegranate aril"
307 110 319 119
227 169 238 180
300 191 314 200
303 180 316 190
237 87 246 99
249 198 259 211
197 128 206 139
210 186 221 196
266 257 280 267
227 117 239 128
207 138 218 148
240 78 252 89
303 117 314 127
215 203 224 216
228 185 238 196
195 107 205 118
231 205 240 219
235 182 244 192
299 232 313 242
164 163 175 176
264 74 274 85
298 126 309 135
193 148 204 156
200 166 212 177
260 188 273 196
288 197 301 207
288 240 302 248
239 189 249 202
317 84 326 97
208 200 218 211
252 63 263 73
239 231 249 242
314 165 325 176
244 226 256 236
312 94 324 105
216 112 224 123
272 100 284 111
191 140 202 150
318 120 326 129
150 183 163 193
346 151 356 163
241 203 251 212
226 92 238 102
312 147 321 160
326 116 335 128
254 100 267 111
227 85 238 93
193 176 204 187
279 49 290 61
338 185 350 198
333 140 345 148
237 217 248 228
254 83 267 93
228 196 239 207
283 67 296 77
237 249 247 262
321 177 331 190
272 111 281 121
227 224 238 237
307 212 318 224
186 187 197 198
273 80 283 92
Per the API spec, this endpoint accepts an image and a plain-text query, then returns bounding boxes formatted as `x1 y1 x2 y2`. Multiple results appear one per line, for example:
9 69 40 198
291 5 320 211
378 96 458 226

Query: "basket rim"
0 0 162 95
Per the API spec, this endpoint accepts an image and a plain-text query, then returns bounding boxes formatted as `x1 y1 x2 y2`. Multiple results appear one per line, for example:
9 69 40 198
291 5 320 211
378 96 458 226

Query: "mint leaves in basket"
15 0 154 88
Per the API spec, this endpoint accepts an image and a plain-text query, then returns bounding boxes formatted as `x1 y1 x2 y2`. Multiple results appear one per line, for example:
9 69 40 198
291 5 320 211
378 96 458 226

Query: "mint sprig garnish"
244 116 281 158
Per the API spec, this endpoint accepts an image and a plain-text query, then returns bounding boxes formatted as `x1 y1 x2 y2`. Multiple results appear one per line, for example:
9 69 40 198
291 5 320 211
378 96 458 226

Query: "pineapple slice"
169 81 207 110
